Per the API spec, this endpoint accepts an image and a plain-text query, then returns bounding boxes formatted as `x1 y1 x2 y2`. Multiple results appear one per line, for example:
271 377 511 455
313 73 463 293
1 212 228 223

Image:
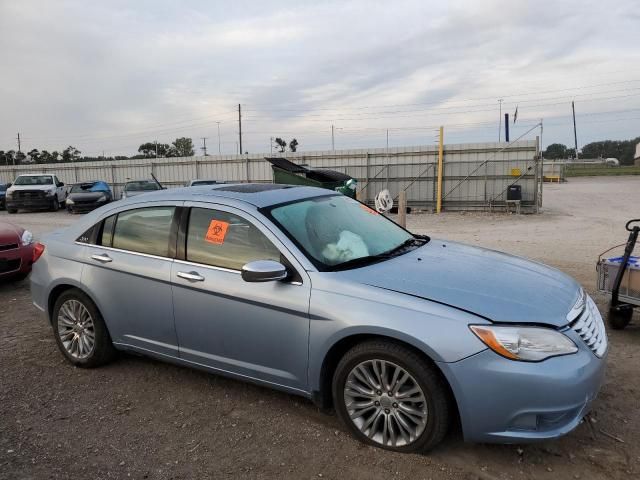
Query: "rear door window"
111 207 175 257
186 208 280 270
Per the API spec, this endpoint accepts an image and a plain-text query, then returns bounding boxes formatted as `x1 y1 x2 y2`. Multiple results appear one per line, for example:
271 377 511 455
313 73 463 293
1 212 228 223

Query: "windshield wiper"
329 236 428 271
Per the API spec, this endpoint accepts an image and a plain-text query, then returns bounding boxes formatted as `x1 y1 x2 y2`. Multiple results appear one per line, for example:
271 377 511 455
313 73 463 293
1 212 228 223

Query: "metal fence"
0 140 541 212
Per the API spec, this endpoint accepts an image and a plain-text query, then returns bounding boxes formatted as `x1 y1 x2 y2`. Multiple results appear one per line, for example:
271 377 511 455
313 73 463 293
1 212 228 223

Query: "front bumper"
6 197 55 211
438 329 607 443
0 243 34 278
67 201 107 213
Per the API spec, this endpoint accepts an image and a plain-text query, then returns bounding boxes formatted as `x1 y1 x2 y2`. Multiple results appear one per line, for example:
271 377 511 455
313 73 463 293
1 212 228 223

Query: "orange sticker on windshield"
360 204 379 215
205 220 229 245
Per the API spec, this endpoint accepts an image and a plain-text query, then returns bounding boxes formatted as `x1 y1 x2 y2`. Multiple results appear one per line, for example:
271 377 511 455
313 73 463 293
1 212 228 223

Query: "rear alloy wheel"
52 289 116 367
333 341 450 452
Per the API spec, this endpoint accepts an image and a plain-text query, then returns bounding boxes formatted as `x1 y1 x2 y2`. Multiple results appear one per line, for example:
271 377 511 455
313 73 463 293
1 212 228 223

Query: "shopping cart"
597 219 640 329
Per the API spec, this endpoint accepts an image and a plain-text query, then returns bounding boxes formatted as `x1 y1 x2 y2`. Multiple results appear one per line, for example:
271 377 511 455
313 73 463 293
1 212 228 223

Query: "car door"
82 203 181 357
171 202 311 392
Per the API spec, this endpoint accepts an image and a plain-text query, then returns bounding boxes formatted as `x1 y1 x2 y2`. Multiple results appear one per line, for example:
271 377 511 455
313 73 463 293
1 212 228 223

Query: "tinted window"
186 208 280 270
100 214 117 247
112 207 175 256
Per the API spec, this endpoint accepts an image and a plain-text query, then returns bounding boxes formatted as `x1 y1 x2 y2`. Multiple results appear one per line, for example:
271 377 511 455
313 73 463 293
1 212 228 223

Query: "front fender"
307 278 489 392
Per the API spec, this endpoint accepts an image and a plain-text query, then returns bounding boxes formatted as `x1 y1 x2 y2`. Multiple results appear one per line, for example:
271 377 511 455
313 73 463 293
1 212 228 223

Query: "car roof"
16 173 53 176
122 183 335 208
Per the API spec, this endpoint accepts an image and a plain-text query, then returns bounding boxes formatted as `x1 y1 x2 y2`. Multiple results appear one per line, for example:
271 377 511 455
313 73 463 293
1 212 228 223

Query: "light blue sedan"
30 184 607 452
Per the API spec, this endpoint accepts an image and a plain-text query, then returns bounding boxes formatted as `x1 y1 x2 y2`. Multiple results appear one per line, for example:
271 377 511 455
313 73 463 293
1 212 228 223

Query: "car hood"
0 222 22 244
68 192 107 201
337 239 580 327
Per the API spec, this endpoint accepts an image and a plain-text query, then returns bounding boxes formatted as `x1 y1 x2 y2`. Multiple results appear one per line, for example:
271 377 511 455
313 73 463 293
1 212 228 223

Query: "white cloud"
0 0 638 156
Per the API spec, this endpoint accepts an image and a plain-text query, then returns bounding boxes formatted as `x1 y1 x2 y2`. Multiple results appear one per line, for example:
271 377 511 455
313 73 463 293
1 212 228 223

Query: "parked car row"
1 175 222 214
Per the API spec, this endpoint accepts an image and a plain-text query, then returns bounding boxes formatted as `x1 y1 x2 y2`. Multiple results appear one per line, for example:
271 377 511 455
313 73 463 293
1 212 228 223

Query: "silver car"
30 184 607 452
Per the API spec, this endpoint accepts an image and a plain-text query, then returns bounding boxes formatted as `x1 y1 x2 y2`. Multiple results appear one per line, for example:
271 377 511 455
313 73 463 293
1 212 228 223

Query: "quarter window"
112 207 175 257
99 214 117 247
186 208 280 270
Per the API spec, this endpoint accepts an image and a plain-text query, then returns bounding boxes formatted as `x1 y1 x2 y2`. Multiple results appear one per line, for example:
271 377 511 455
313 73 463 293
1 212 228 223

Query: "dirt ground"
1 176 639 480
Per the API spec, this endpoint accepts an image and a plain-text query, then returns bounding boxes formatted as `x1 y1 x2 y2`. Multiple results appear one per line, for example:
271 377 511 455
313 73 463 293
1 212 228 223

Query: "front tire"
52 289 116 368
332 341 451 452
7 208 17 214
50 198 59 211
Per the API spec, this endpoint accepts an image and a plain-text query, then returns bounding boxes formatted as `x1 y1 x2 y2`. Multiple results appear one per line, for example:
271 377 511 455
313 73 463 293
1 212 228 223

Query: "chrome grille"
569 293 607 358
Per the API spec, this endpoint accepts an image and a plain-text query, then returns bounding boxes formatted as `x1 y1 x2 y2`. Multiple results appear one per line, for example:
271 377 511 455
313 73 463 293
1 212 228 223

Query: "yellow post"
436 126 444 213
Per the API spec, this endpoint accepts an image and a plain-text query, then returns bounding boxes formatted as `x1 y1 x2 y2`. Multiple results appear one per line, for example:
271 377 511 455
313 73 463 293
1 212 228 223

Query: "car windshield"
14 175 53 186
125 181 160 191
191 180 218 186
71 182 98 193
265 194 425 271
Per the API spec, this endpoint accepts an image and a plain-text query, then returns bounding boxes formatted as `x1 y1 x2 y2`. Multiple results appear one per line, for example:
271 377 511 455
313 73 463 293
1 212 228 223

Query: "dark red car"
0 221 37 280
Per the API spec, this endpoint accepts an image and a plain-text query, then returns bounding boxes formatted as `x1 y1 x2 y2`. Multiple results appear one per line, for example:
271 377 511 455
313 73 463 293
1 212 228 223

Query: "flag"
513 106 518 124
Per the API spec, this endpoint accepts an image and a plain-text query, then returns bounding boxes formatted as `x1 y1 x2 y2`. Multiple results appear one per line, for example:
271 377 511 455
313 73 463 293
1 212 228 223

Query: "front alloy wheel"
333 341 451 452
344 359 428 447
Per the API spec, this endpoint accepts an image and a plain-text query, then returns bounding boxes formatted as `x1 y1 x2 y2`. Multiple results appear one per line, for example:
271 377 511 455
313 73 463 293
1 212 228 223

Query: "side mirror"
59 182 65 187
241 260 288 283
7 183 11 187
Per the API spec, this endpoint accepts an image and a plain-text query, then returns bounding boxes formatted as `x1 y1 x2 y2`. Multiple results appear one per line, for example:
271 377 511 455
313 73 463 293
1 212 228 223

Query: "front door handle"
177 271 205 282
91 253 112 263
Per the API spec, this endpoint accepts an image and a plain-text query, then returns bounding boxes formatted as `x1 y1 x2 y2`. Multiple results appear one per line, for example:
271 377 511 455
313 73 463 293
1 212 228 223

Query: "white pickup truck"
5 174 67 213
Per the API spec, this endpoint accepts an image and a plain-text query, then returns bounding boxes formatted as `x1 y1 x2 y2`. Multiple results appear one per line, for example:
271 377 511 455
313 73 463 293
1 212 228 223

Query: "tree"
168 137 194 157
62 146 81 162
581 138 640 165
543 143 567 159
28 149 40 163
274 137 287 153
289 138 299 152
138 142 170 158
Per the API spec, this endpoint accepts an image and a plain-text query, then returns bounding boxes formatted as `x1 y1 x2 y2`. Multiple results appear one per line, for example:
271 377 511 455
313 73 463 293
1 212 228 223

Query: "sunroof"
214 184 296 193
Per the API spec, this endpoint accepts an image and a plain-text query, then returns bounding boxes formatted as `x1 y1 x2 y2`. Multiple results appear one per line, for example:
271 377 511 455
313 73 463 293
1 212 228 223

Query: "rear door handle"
91 253 112 263
177 271 205 282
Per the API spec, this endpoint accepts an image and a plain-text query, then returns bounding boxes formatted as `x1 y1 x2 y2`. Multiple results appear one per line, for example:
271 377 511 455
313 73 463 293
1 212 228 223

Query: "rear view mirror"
241 260 288 282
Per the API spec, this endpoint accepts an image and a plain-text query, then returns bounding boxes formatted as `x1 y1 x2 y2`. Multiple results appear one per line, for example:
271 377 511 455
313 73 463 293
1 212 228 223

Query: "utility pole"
17 132 21 153
238 104 243 155
216 122 221 155
331 125 335 151
572 101 578 159
270 137 274 154
154 140 158 159
201 137 208 156
498 99 503 142
386 129 389 149
504 113 510 142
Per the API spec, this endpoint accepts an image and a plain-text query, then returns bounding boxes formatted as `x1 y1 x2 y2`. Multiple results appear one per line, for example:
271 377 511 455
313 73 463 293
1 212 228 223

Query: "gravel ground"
1 176 640 480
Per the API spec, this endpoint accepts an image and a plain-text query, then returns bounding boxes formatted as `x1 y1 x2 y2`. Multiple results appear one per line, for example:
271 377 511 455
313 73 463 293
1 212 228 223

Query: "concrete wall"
0 140 540 212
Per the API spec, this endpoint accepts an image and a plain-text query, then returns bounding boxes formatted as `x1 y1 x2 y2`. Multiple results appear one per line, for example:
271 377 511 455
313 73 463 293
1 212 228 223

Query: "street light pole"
216 121 221 155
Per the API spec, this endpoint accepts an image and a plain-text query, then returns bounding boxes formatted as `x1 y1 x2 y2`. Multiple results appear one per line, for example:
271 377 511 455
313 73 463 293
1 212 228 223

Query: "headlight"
21 230 34 246
6 191 13 198
66 198 75 205
470 325 578 362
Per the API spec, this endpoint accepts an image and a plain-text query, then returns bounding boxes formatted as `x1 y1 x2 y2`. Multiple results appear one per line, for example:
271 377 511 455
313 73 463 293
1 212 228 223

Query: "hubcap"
343 359 428 447
57 299 95 359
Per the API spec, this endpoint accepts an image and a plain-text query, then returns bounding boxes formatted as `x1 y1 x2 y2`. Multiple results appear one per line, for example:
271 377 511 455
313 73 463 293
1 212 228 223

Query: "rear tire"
52 289 116 368
7 208 17 214
332 340 451 453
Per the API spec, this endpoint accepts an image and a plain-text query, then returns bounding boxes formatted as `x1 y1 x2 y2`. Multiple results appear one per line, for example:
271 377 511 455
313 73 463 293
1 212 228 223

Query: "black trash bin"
507 185 522 201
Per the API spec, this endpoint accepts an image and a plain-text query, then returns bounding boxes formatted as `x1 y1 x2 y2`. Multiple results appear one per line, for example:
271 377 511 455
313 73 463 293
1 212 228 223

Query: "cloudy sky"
1 0 639 157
